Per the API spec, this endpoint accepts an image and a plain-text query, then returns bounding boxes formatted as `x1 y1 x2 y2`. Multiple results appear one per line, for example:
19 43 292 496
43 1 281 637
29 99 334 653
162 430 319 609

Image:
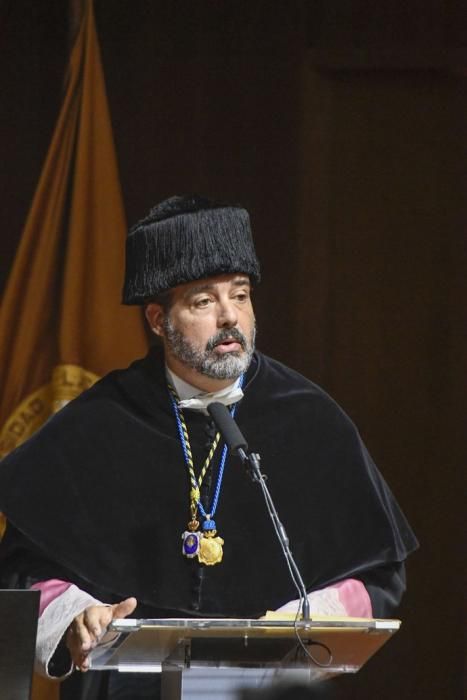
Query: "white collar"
165 367 244 413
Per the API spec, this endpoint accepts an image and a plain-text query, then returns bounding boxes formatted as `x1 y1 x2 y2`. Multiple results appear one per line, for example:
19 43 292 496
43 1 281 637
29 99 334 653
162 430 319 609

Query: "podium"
89 616 400 700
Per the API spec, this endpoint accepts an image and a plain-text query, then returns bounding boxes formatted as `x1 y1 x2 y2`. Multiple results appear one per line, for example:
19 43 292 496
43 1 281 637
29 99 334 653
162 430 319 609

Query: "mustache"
205 327 247 352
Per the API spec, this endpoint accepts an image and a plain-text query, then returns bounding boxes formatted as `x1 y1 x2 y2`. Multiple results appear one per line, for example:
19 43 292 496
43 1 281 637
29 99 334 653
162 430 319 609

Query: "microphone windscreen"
207 402 248 453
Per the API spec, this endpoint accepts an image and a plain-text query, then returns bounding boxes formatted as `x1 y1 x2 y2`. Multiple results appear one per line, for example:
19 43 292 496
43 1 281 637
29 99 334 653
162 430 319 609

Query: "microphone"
207 401 311 621
207 402 248 456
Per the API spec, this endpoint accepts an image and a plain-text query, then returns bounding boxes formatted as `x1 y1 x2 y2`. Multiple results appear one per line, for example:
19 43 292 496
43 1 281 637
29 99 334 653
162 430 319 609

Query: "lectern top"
110 616 400 634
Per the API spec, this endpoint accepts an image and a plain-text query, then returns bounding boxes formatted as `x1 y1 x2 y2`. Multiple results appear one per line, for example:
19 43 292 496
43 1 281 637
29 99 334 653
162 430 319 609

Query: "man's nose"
217 301 238 327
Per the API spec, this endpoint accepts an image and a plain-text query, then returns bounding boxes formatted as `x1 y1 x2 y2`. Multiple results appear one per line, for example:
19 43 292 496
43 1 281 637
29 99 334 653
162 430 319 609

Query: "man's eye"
234 292 248 302
195 297 211 307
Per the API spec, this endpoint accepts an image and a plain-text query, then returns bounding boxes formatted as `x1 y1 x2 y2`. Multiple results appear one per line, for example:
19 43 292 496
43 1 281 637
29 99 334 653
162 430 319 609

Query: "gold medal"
198 532 224 565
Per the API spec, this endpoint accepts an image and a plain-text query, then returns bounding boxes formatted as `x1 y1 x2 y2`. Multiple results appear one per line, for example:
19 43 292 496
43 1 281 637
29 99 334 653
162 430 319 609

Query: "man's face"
146 274 256 383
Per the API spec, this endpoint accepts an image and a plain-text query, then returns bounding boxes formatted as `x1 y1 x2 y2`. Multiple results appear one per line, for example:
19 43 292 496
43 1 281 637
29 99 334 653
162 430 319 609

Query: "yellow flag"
0 3 148 694
0 0 148 463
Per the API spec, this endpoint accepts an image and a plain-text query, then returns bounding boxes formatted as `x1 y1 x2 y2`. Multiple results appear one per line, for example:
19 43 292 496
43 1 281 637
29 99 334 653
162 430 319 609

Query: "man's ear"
144 303 166 337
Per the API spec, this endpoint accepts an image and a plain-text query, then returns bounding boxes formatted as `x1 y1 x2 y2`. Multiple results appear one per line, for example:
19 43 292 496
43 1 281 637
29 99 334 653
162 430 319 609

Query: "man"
0 195 417 697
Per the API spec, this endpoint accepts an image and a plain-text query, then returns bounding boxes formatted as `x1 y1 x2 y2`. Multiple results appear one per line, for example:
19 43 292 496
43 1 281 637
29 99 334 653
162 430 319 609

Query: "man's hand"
66 597 137 672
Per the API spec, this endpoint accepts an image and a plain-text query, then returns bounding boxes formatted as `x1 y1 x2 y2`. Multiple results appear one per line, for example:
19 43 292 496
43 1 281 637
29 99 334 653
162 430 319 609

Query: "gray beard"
163 320 256 380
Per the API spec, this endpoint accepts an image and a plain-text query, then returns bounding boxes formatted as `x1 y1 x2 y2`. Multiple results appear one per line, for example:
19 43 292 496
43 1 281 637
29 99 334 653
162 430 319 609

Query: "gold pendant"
198 533 224 565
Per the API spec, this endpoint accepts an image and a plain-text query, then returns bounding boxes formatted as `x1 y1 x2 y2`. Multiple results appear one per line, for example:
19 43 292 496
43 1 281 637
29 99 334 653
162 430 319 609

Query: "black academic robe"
0 348 417 697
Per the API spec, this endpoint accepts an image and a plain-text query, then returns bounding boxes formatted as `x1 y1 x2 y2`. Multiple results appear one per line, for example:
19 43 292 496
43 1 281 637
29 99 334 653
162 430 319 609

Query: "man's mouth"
206 329 247 354
213 338 243 353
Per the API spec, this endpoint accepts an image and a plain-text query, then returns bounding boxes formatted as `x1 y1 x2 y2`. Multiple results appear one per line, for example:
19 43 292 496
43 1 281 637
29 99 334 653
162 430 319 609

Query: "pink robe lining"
31 577 372 618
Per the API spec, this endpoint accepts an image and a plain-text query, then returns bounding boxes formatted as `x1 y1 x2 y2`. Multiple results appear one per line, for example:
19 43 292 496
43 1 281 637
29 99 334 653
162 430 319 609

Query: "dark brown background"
0 2 465 698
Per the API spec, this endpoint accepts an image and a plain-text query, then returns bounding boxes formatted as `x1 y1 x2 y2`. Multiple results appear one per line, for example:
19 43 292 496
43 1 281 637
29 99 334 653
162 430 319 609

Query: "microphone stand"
237 447 311 622
206 402 311 622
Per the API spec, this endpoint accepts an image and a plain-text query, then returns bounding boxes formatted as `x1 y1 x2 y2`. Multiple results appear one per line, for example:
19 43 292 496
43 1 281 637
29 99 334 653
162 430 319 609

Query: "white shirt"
165 367 244 413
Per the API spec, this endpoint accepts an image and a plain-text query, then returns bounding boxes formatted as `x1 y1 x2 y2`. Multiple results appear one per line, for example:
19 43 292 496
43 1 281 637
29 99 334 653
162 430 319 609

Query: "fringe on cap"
122 195 261 305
